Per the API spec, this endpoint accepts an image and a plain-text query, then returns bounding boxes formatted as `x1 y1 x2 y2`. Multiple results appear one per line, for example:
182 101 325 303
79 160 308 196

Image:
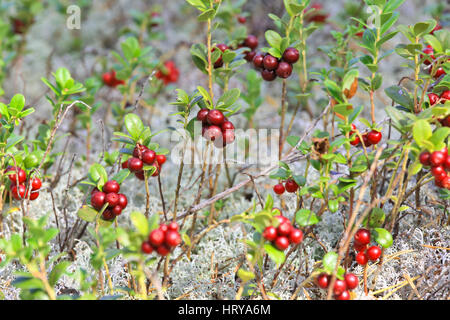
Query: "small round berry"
282 47 300 64
333 279 347 296
428 93 439 106
285 179 299 193
157 244 171 256
142 150 156 165
444 155 450 171
112 205 123 216
31 177 42 190
353 241 367 252
156 154 166 166
354 228 371 245
152 162 161 177
335 290 351 300
367 130 382 145
135 171 145 180
168 222 179 231
102 209 115 221
133 144 148 159
222 129 235 146
245 50 256 62
275 61 293 79
350 131 360 146
277 222 292 237
261 69 276 81
441 90 450 101
141 241 153 254
207 109 225 126
262 226 278 241
244 35 258 50
29 191 39 201
289 228 303 244
367 246 382 261
431 165 445 177
419 151 431 166
103 180 120 194
356 251 368 265
253 53 264 68
421 45 435 65
121 160 128 169
128 157 144 172
273 183 285 195
263 54 279 70
435 173 446 186
433 67 446 78
203 125 223 142
442 175 450 189
216 43 228 52
105 193 120 207
344 273 359 290
430 150 446 166
159 224 169 233
362 134 372 147
118 194 128 209
237 16 246 24
91 191 106 210
197 108 210 123
317 273 330 289
8 168 26 184
149 229 165 247
221 121 235 131
11 185 26 200
165 231 181 247
274 236 290 251
275 215 289 225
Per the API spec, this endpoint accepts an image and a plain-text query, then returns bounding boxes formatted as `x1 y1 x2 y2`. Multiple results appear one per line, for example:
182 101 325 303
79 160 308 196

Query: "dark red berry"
221 121 235 131
165 231 181 247
102 209 115 221
207 109 225 126
245 50 256 62
142 150 156 165
333 279 347 296
419 151 431 166
133 144 148 159
273 183 285 195
203 125 222 141
430 150 446 166
433 67 446 78
356 251 368 265
156 244 171 256
121 160 128 169
317 273 330 289
353 241 367 252
263 54 278 70
354 228 371 245
274 236 290 251
263 226 278 241
91 191 106 210
421 45 435 65
367 246 381 261
261 69 276 81
444 155 450 171
344 273 358 290
367 130 382 145
118 194 128 209
253 53 264 68
141 241 153 254
289 228 303 244
237 16 246 24
440 90 450 101
244 35 258 50
29 191 39 201
428 93 439 106
128 157 143 172
105 193 120 207
282 47 299 64
362 134 372 147
197 108 209 123
275 61 293 78
135 171 145 180
222 129 235 145
156 154 166 166
103 180 120 194
285 179 299 193
112 205 123 216
149 229 165 247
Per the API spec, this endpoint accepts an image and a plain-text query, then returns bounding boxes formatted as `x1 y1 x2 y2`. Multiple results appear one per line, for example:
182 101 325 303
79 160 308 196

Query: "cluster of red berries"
213 35 259 68
305 3 329 24
421 45 446 79
262 215 303 251
428 90 450 126
252 47 299 81
122 144 166 181
90 180 128 221
349 124 382 147
419 147 450 189
196 108 235 147
316 272 358 300
273 178 299 195
141 221 181 256
6 166 42 201
353 228 382 266
155 60 179 85
102 70 125 88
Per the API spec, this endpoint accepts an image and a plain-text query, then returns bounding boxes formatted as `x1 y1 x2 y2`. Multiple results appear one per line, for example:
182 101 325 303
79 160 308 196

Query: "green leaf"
124 113 144 140
130 211 149 236
295 209 320 226
197 8 215 22
264 243 285 266
373 228 393 248
322 252 338 274
10 94 26 111
111 170 130 185
287 135 300 147
49 261 71 286
265 30 282 51
413 119 432 148
385 86 413 109
237 269 255 283
363 208 385 228
77 205 98 222
88 163 108 187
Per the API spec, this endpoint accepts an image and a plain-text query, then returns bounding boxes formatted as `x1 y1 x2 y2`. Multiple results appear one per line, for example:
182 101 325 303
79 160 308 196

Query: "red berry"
156 244 171 256
253 53 264 68
275 61 293 79
441 90 450 101
277 222 292 237
133 144 148 159
273 183 285 195
168 222 179 231
152 162 161 177
289 228 303 244
121 160 128 169
118 194 128 209
128 157 143 172
237 16 246 24
156 154 166 166
430 151 446 166
11 185 26 200
112 205 123 216
333 279 347 296
362 134 372 147
159 224 169 233
135 171 145 180
31 177 42 190
221 121 235 131
149 229 165 247
285 179 299 193
105 193 120 207
421 45 435 65
367 246 382 261
244 35 258 50
433 67 446 78
344 273 359 290
141 241 153 254
317 273 330 289
103 180 120 194
335 290 351 300
431 165 445 177
353 241 367 252
91 191 106 210
367 130 382 145
102 209 115 221
354 228 371 245
216 43 228 52
428 93 439 106
419 151 431 166
261 69 276 81
444 155 450 170
29 191 39 201
263 55 278 70
350 131 360 146
282 47 299 64
142 150 156 165
8 168 26 184
207 109 225 126
442 175 450 189
197 108 209 123
245 51 256 62
165 231 181 247
262 226 278 241
356 251 368 265
431 24 442 35
274 236 290 251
